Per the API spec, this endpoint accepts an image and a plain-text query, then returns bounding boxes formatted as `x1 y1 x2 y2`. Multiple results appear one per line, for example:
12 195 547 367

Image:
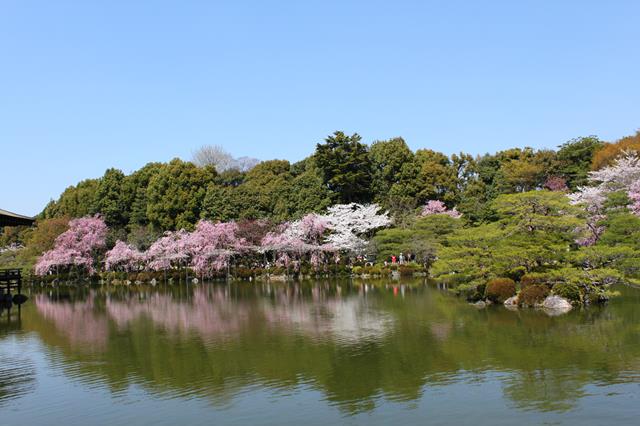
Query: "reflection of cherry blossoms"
106 288 251 338
104 286 393 343
35 293 109 350
259 286 393 342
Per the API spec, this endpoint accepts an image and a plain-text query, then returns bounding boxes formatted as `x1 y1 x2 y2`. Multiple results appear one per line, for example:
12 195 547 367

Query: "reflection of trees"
103 285 393 343
502 370 586 412
35 293 108 351
106 289 251 339
22 282 640 415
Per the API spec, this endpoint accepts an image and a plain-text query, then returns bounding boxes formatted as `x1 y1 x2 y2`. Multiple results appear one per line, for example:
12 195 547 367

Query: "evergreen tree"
315 131 372 203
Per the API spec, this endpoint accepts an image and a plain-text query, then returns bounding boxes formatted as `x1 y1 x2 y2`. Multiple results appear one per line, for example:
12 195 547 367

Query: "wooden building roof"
0 209 35 227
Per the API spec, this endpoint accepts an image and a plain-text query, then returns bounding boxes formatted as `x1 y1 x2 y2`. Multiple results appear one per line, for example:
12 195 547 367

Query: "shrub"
270 266 285 275
518 284 549 307
329 264 351 276
453 282 485 302
234 267 254 279
437 273 476 286
399 265 417 277
352 266 363 275
506 266 527 282
370 266 383 275
485 278 516 303
552 282 581 303
137 272 152 282
476 283 486 298
520 273 550 288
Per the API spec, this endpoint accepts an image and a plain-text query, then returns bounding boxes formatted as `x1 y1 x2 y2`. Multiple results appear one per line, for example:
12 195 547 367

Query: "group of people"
386 252 416 266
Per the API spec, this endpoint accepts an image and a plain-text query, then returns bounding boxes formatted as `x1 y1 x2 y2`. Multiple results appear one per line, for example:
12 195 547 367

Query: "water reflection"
0 351 36 406
36 294 109 351
8 281 640 418
106 285 393 343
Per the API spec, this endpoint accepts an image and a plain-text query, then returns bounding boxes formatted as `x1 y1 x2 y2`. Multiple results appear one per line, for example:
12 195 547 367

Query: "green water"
1 280 639 425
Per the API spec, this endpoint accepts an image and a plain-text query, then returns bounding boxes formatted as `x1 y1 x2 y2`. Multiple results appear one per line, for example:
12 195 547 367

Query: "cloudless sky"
2 0 639 216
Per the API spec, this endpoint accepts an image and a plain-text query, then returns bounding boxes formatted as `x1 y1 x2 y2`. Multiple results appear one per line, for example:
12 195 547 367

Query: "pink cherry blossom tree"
275 252 291 268
35 216 108 276
34 204 393 277
544 176 568 192
184 220 247 277
144 229 190 271
105 241 144 272
589 151 640 190
261 214 334 270
570 151 640 209
569 151 640 245
568 187 607 247
629 180 640 216
420 200 462 218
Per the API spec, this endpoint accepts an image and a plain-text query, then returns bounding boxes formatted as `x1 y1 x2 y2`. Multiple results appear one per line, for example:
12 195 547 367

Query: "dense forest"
26 130 640 229
1 129 640 306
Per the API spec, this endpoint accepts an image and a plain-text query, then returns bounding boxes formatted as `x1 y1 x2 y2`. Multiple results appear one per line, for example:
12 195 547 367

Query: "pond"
1 280 640 425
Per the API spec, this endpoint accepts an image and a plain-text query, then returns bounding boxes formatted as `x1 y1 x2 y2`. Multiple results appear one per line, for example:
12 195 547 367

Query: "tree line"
38 130 639 238
1 128 639 295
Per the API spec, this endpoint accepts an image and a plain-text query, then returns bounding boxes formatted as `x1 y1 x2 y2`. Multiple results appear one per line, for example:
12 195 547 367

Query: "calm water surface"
1 280 640 425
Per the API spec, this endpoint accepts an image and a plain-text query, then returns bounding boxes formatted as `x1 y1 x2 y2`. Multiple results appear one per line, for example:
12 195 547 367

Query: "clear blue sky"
2 0 639 216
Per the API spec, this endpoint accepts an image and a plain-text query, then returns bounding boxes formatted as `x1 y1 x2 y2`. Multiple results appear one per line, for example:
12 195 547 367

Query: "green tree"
497 149 557 193
389 149 458 206
241 160 293 220
146 159 217 230
432 191 584 283
93 168 128 228
315 131 372 203
457 179 493 224
373 215 461 267
201 185 243 222
42 178 99 219
592 208 640 280
202 160 296 221
286 159 333 218
555 136 603 189
215 169 246 187
369 137 414 205
124 162 165 227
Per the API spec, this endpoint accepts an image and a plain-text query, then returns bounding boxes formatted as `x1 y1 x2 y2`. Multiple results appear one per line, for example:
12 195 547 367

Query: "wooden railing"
0 269 22 297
